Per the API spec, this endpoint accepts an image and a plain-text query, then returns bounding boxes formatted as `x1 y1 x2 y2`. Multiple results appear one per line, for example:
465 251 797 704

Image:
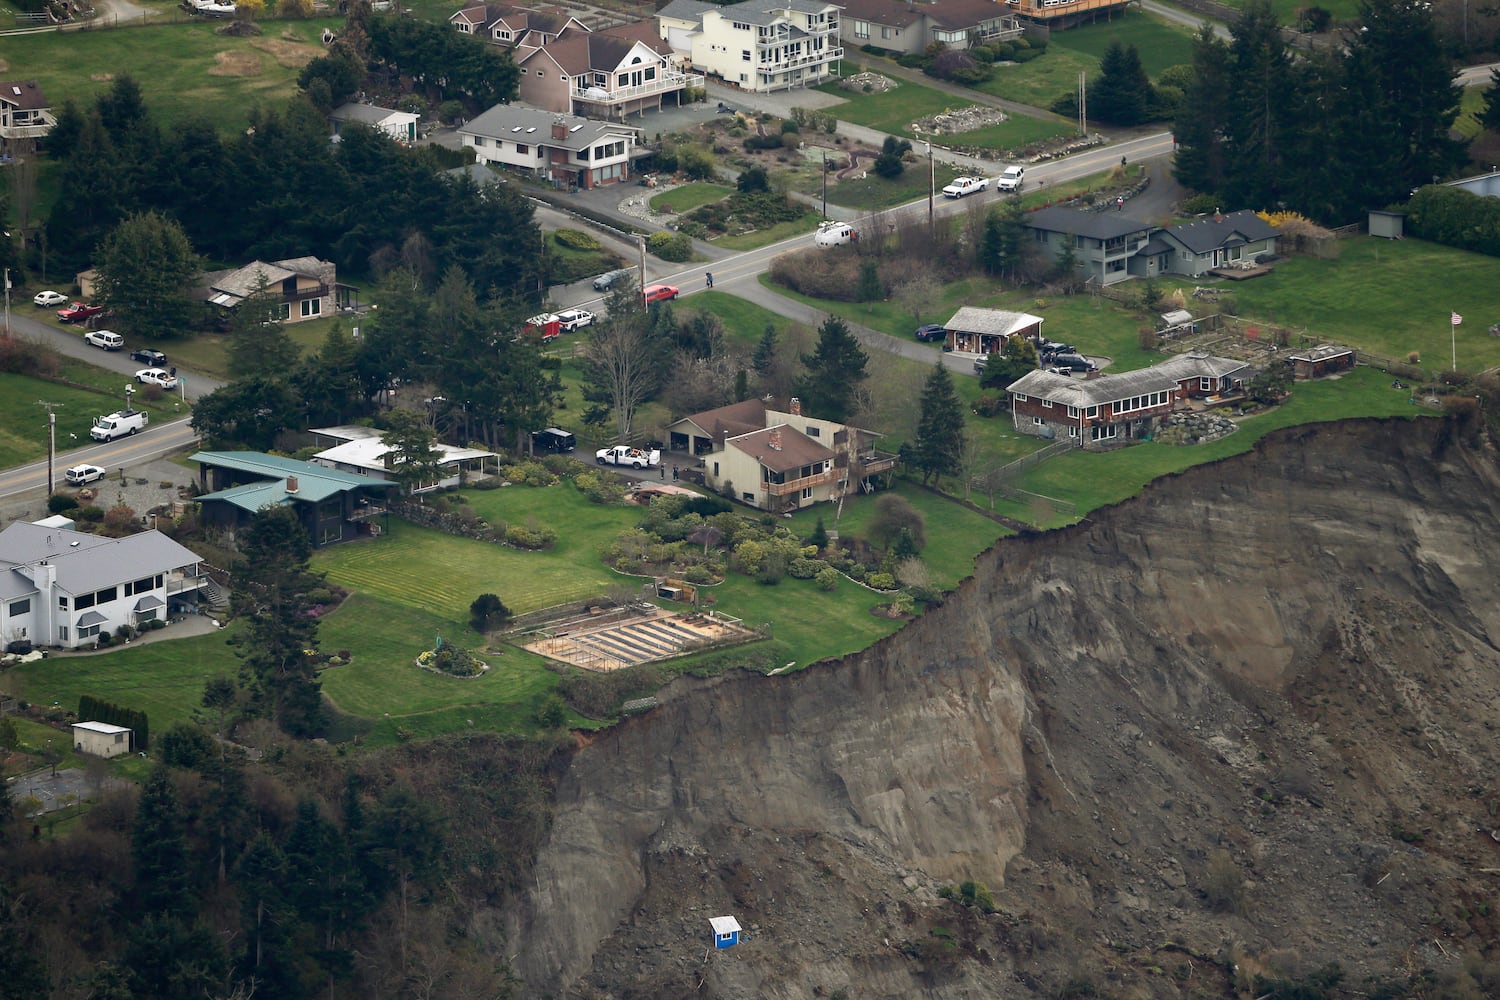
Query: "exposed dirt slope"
504 418 1500 999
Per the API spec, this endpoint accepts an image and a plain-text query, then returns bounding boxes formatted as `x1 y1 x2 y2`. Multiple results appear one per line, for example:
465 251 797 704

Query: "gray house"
839 0 1023 56
1024 207 1279 284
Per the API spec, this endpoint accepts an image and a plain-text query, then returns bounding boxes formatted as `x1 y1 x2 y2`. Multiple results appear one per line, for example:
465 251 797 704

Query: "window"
7 598 29 616
278 302 291 321
802 487 813 500
301 298 321 318
853 19 869 37
137 608 158 623
1066 405 1079 417
58 626 68 641
1069 426 1079 438
58 596 68 610
1042 400 1052 408
516 144 528 154
76 591 96 610
1032 417 1045 425
80 623 102 639
880 26 891 39
1012 393 1028 402
96 586 117 605
732 20 750 30
805 426 820 437
473 136 487 147
1200 376 1212 391
536 71 545 78
742 49 751 60
1086 405 1098 417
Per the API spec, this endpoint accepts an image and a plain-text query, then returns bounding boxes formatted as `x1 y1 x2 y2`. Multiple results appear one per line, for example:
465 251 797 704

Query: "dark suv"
131 348 168 366
531 428 577 453
592 269 630 292
914 324 947 343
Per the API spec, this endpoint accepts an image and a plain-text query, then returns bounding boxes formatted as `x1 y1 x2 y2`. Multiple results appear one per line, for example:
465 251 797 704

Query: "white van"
814 221 857 248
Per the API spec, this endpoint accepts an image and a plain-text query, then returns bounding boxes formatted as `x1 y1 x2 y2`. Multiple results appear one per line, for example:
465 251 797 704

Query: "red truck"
57 302 106 324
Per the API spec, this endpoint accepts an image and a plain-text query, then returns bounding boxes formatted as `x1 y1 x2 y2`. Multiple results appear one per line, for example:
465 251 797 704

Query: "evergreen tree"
285 798 367 994
1483 67 1500 132
235 832 305 999
94 211 201 340
855 259 883 302
905 362 966 487
227 268 301 379
978 198 1028 278
753 323 778 378
0 879 47 998
362 784 441 978
124 913 230 1000
797 315 869 423
379 409 444 494
191 377 303 451
1173 24 1231 196
231 506 325 737
131 766 191 919
1093 42 1155 125
980 335 1039 390
1221 0 1298 210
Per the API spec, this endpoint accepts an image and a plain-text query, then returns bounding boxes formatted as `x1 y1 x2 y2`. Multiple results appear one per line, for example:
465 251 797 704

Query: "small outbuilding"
72 721 133 758
1286 344 1355 380
1368 210 1405 240
709 915 741 949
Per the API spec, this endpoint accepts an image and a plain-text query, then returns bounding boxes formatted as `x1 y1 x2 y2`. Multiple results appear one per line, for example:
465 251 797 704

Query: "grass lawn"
816 74 1069 151
2 17 341 133
1215 237 1500 375
1019 366 1432 516
708 208 825 251
0 366 187 467
651 183 734 214
154 316 341 380
808 160 965 212
1456 85 1488 139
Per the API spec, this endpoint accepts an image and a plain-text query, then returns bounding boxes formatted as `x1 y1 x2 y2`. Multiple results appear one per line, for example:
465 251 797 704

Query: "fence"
967 440 1077 517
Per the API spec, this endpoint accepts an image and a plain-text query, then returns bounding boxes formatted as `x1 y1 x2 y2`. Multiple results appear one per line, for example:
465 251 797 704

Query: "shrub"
48 493 80 515
76 505 105 523
102 505 138 533
678 144 716 180
815 567 840 591
779 119 800 134
1202 848 1246 913
505 524 558 550
470 593 512 633
738 165 770 193
554 228 602 251
647 230 694 262
1181 193 1221 215
787 557 827 579
867 572 896 590
742 133 784 151
868 494 926 549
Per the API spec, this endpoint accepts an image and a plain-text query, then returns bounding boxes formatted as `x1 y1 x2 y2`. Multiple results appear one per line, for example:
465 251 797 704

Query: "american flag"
1452 312 1463 326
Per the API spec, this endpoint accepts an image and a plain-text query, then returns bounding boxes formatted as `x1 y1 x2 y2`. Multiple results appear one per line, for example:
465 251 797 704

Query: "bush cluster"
685 191 804 238
553 228 602 251
505 523 558 550
500 460 560 486
1406 185 1500 258
647 230 694 262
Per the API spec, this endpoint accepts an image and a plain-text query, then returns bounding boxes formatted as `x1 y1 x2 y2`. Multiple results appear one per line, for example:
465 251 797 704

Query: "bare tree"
893 271 942 327
582 317 659 439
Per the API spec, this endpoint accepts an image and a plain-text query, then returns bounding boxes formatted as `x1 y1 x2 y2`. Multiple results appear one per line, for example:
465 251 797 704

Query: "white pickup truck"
91 408 148 441
595 445 661 469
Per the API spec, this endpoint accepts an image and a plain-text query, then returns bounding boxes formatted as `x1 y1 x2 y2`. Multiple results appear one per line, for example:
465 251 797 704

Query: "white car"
135 367 178 389
557 308 595 332
64 464 106 486
33 290 68 307
996 165 1026 191
84 330 124 351
942 176 989 198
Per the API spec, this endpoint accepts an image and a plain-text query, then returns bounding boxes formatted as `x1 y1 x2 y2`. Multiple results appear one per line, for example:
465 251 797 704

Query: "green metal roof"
192 451 395 509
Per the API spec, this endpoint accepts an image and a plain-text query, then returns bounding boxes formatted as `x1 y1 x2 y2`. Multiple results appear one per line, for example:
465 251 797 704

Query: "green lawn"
651 183 734 214
816 74 1070 151
0 365 187 467
1213 237 1500 375
1 17 341 132
708 209 825 251
150 316 342 380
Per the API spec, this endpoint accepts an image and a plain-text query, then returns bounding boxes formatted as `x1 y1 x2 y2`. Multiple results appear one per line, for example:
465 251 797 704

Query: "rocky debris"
839 71 896 94
912 106 1008 136
617 185 683 229
1157 410 1238 444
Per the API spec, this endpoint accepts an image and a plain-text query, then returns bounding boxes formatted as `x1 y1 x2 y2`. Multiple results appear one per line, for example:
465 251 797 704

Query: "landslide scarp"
505 418 1500 999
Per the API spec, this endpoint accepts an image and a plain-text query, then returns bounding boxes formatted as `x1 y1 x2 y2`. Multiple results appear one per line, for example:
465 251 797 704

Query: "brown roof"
729 424 835 474
677 398 767 441
0 80 49 112
925 0 1011 28
598 19 674 57
834 0 924 27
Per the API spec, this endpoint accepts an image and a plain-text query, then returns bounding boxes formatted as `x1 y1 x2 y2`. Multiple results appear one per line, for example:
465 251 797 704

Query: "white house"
72 721 133 758
0 79 55 144
0 522 210 650
329 102 420 143
657 0 844 93
459 106 639 189
308 426 497 492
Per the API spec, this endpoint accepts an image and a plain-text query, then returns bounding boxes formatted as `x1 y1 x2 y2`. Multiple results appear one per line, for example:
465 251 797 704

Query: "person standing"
705 272 714 289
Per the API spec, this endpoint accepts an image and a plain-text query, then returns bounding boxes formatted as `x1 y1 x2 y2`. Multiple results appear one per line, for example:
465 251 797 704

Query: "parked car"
131 348 168 366
135 367 178 389
64 463 107 486
643 284 679 305
58 302 106 324
1053 353 1097 372
557 308 595 332
942 176 989 198
531 427 577 453
33 290 68 307
593 268 630 291
914 324 947 343
84 330 124 351
996 165 1026 192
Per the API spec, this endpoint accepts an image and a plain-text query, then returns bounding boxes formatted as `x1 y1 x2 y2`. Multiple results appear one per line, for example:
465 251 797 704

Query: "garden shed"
1286 345 1355 380
1368 210 1405 240
72 721 132 758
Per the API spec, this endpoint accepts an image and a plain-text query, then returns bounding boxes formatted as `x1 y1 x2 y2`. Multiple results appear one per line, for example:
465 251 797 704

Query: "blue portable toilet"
709 915 741 949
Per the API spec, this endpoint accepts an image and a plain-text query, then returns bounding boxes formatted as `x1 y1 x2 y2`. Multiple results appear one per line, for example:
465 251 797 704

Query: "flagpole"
1452 311 1460 372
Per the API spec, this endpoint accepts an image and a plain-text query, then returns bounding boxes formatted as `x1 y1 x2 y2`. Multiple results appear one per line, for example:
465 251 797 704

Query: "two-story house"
459 105 639 188
0 521 211 650
668 397 896 512
658 0 844 93
1007 352 1251 448
197 256 343 324
518 23 702 118
1025 207 1281 285
0 80 55 147
193 452 397 546
1025 206 1155 286
450 2 587 46
839 0 1021 56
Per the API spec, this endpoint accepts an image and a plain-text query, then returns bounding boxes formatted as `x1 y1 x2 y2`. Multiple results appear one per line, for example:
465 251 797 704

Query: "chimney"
768 428 783 451
286 475 299 494
552 117 568 141
1213 207 1223 224
789 396 801 416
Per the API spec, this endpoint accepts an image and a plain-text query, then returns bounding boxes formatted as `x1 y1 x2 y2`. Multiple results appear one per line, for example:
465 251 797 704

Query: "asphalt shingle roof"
1024 205 1154 241
1007 353 1249 406
0 522 204 597
728 423 835 473
1162 210 1279 254
460 105 638 152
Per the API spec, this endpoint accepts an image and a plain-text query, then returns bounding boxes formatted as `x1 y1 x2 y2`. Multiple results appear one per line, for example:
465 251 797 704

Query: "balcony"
757 46 842 72
0 115 55 140
166 572 206 596
858 451 898 477
762 468 839 497
574 71 703 106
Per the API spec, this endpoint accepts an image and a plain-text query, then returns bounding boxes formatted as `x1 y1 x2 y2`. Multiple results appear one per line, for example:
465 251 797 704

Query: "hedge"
77 694 150 750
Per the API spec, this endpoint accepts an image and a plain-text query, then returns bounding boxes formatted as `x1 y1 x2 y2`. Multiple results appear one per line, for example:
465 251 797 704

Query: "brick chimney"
789 396 801 416
768 428 783 451
552 117 568 141
1213 207 1223 224
286 475 299 494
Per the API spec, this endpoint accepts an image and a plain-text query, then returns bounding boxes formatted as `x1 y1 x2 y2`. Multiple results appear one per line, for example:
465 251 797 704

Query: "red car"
643 284 679 305
57 302 105 324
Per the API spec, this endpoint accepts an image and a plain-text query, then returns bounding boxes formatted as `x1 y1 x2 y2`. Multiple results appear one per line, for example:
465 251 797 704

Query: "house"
459 106 639 189
1151 210 1280 278
308 425 497 492
1286 344 1355 380
73 721 133 758
709 915 742 949
329 102 420 143
450 2 588 46
1023 207 1280 284
1024 207 1157 286
0 80 55 145
943 306 1043 358
840 0 1021 56
1004 0 1132 26
197 257 346 324
657 0 844 93
668 397 896 512
0 522 211 650
192 452 397 546
1007 352 1250 448
518 23 703 118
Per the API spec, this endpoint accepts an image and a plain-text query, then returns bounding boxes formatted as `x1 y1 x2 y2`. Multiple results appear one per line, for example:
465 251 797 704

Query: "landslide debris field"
504 417 1500 999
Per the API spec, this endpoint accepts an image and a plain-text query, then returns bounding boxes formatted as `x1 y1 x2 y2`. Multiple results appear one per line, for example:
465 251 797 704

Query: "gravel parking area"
0 458 199 532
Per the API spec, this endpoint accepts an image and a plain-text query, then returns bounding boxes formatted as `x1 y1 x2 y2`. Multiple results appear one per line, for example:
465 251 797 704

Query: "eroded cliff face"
506 419 1500 999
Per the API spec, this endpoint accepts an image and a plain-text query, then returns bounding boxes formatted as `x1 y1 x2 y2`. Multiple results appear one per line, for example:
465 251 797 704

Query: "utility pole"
36 401 62 494
637 235 647 309
3 267 11 336
1078 71 1087 136
821 149 828 219
926 142 935 235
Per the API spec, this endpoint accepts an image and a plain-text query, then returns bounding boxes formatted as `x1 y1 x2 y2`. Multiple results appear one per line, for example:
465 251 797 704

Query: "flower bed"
415 639 489 678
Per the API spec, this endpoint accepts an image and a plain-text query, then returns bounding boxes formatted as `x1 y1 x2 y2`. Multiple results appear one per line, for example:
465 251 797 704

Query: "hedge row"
77 694 150 750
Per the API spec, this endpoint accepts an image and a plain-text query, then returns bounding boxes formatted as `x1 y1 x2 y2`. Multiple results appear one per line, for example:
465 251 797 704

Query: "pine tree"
1221 0 1297 210
855 259 883 303
94 210 201 340
798 315 870 423
1483 67 1500 132
753 323 778 377
235 832 305 999
131 765 191 919
1173 24 1231 195
1093 42 1155 125
907 362 966 488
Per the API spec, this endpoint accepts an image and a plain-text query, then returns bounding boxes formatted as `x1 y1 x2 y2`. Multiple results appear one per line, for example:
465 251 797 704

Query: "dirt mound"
249 36 320 68
914 106 1008 135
